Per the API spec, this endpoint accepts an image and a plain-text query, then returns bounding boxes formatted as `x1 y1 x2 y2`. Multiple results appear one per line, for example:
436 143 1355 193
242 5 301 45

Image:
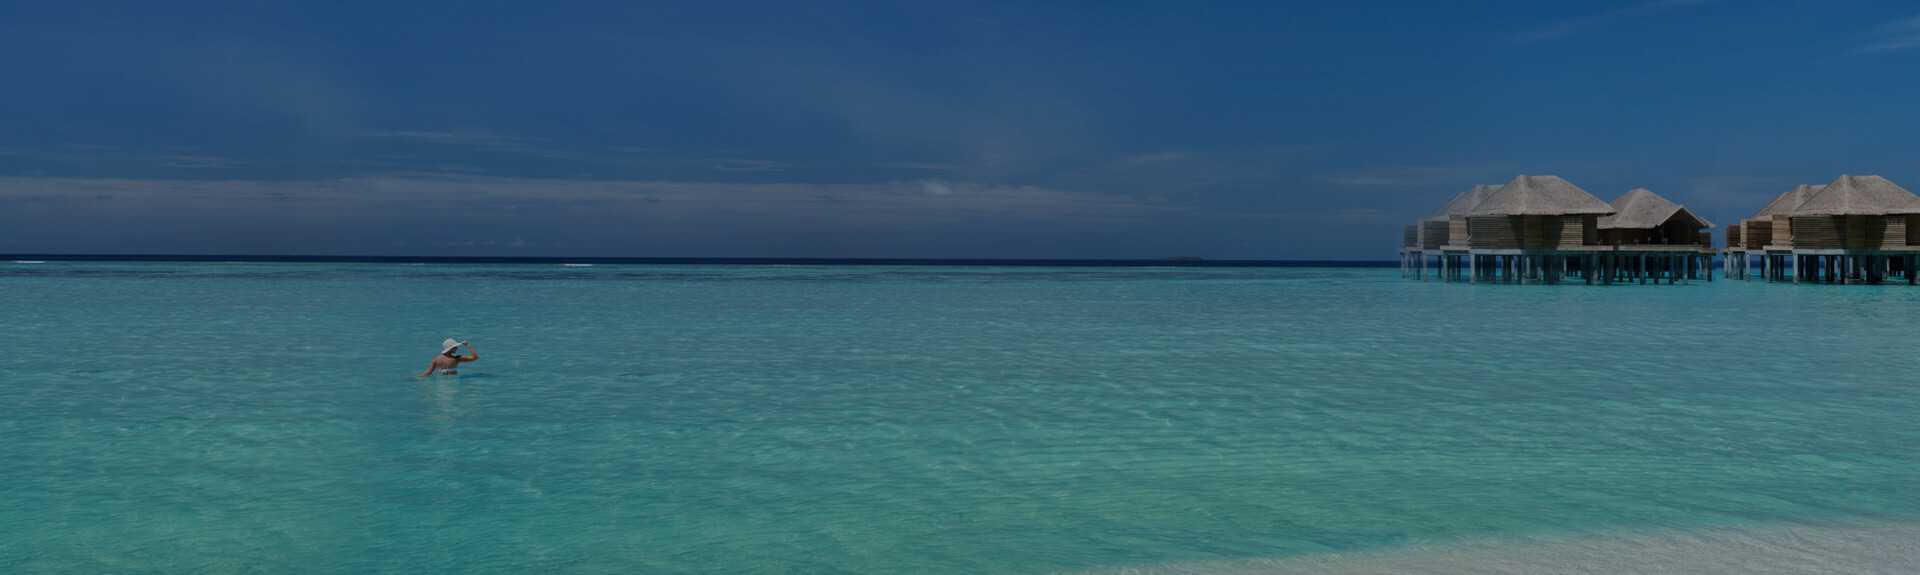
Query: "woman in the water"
420 338 478 376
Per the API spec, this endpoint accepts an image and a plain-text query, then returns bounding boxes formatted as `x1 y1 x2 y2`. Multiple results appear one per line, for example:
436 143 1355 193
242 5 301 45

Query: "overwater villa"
1401 176 1712 284
1784 175 1919 283
1464 175 1615 284
1596 188 1715 283
1400 184 1498 280
1725 184 1821 280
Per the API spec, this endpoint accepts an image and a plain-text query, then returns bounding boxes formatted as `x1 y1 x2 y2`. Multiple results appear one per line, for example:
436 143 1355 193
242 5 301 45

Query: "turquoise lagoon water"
4 262 1920 573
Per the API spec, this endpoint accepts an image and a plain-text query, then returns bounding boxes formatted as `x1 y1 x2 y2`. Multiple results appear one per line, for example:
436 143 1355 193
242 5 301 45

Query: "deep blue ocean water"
4 262 1918 573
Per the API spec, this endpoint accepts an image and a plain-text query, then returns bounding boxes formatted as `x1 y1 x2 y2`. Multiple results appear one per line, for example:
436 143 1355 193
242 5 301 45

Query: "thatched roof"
1468 175 1615 216
1791 175 1917 216
1597 188 1714 230
1753 185 1822 218
1893 196 1920 215
1869 179 1920 214
1424 184 1501 221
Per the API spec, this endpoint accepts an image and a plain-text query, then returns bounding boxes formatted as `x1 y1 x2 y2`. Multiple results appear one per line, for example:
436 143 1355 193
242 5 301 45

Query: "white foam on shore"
13 260 46 264
562 263 595 267
1075 521 1920 575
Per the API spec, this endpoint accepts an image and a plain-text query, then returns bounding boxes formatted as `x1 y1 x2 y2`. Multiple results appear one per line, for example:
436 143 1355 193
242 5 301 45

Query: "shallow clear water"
3 263 1919 573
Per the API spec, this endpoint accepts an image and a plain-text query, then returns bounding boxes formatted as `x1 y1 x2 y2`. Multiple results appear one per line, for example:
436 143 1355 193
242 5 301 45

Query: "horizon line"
2 254 1397 268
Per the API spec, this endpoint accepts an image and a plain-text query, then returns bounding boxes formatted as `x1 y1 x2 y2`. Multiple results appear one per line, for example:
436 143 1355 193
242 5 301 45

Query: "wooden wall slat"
1468 216 1519 249
1882 216 1907 250
1743 219 1773 249
1420 220 1448 249
1790 216 1840 250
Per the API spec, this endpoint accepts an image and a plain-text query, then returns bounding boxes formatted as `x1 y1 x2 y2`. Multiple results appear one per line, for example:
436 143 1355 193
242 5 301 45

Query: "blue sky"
3 1 1919 258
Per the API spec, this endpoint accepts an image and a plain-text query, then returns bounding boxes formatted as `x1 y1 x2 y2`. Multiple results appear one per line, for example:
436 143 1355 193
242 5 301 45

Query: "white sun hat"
441 338 464 354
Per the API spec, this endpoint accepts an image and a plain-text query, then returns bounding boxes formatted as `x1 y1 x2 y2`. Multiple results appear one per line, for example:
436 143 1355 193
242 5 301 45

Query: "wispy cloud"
362 130 596 162
875 161 960 172
707 158 791 173
367 130 524 146
1318 164 1515 189
0 172 1420 257
0 146 247 172
1044 146 1329 197
364 131 805 175
1513 0 1711 45
1858 15 1920 54
152 154 246 169
0 175 1173 225
1118 151 1191 166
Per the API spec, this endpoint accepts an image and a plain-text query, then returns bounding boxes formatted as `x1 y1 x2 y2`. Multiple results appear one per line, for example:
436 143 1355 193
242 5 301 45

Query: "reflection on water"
424 379 462 432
